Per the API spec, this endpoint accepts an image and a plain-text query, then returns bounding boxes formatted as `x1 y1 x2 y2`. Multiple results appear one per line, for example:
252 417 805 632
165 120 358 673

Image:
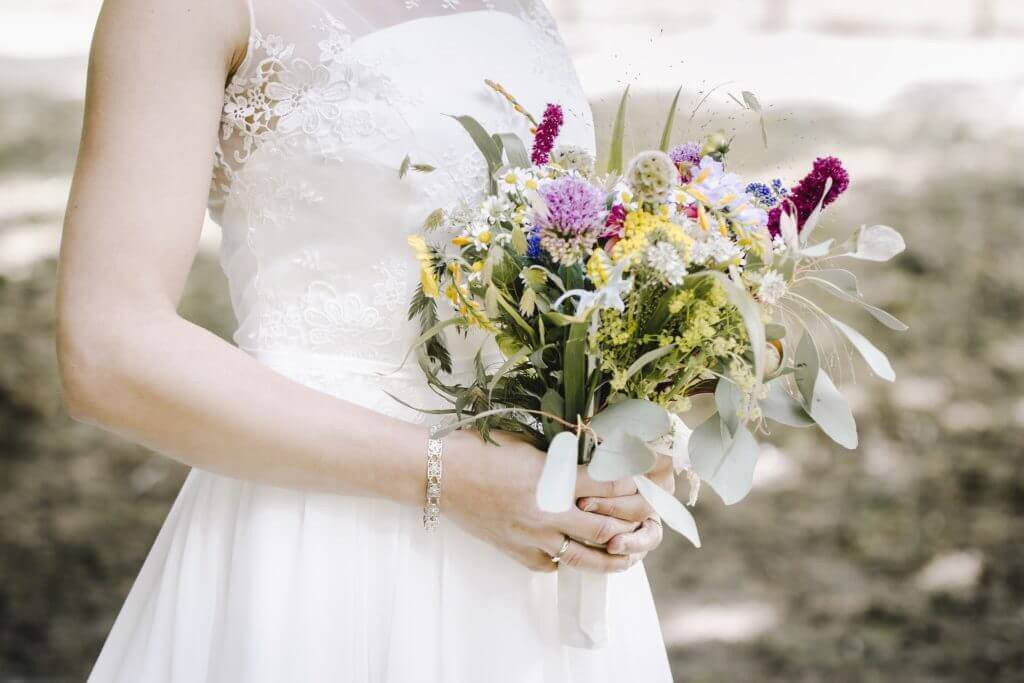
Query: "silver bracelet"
423 424 443 532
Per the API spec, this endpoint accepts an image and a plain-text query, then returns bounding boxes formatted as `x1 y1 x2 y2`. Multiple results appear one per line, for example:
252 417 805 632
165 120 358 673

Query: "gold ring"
550 536 571 564
647 517 663 529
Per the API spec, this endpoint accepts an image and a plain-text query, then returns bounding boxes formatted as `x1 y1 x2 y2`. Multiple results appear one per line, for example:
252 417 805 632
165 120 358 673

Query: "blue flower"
526 228 543 260
745 182 778 208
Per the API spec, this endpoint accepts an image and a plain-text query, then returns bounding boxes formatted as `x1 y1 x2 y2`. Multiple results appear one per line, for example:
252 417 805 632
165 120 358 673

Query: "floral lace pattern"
209 0 592 367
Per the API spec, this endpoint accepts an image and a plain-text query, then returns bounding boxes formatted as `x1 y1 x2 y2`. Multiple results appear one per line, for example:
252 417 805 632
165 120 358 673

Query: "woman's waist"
244 347 503 383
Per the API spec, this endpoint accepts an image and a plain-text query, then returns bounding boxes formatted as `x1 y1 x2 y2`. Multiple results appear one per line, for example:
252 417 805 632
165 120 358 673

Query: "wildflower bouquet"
400 85 906 648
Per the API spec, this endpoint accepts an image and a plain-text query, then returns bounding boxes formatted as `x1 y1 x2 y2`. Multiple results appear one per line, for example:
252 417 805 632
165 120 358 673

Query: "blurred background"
2 0 1023 680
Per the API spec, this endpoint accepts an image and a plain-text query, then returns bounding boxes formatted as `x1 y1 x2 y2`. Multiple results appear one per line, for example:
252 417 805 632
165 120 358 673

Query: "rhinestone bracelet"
423 425 443 532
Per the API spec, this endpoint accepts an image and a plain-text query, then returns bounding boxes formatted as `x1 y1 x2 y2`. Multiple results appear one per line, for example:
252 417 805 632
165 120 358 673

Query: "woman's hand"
575 454 675 559
443 430 649 574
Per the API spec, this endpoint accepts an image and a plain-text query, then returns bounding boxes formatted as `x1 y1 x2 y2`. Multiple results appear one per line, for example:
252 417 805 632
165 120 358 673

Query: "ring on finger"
647 517 663 530
550 536 571 564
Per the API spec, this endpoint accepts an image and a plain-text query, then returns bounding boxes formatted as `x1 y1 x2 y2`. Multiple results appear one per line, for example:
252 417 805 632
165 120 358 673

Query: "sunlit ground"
2 1 1023 680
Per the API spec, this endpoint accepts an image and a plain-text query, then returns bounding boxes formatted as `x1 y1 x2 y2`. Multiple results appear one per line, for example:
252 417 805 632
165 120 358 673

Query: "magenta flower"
534 176 605 264
767 156 850 236
602 204 627 239
531 104 564 166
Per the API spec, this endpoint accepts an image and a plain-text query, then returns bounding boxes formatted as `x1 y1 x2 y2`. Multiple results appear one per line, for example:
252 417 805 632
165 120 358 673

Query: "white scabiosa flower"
626 151 677 204
645 241 688 285
551 144 596 176
757 268 788 305
691 232 743 266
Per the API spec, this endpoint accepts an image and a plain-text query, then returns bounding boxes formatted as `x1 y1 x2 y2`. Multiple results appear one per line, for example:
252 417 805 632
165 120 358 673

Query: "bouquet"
398 83 907 648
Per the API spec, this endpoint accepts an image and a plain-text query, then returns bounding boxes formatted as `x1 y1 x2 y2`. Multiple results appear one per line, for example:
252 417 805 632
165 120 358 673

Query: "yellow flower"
586 248 612 286
408 235 440 297
611 210 694 263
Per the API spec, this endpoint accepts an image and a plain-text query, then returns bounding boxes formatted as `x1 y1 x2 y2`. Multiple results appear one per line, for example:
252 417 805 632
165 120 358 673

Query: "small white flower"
757 268 788 305
479 195 509 224
551 145 595 176
771 234 788 254
645 241 688 285
691 232 743 266
554 257 634 315
498 167 529 191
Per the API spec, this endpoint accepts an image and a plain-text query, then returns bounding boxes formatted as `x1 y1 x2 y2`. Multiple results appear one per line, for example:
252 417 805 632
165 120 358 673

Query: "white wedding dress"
89 2 673 681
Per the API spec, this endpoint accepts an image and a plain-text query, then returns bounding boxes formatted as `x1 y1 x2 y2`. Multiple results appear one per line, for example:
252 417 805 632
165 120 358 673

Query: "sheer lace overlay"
209 0 594 371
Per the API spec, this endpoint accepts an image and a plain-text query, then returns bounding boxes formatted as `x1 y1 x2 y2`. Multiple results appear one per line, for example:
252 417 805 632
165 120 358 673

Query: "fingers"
576 493 653 524
556 508 639 547
575 468 637 499
606 518 663 556
556 538 642 574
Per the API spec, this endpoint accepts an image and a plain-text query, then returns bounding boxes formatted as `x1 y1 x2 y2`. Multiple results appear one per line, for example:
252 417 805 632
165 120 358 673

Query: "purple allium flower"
669 141 702 167
534 176 605 265
767 156 850 236
531 104 564 166
669 141 702 182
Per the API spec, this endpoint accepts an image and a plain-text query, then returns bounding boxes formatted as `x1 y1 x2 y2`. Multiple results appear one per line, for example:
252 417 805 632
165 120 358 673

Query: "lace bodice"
209 0 595 367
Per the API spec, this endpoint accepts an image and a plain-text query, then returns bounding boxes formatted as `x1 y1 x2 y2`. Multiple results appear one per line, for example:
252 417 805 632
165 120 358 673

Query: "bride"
58 0 676 680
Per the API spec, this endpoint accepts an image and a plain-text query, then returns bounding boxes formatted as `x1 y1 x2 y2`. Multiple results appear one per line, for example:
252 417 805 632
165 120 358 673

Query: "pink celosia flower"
767 156 850 236
531 104 564 166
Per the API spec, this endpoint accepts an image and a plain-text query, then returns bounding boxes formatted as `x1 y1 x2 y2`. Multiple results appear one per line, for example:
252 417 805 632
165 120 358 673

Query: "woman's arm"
56 0 659 573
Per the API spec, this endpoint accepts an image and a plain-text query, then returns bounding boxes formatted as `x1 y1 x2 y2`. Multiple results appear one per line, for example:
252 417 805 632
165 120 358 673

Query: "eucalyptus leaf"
807 369 858 449
830 317 895 382
849 224 906 262
715 380 743 435
536 432 580 513
634 475 701 548
797 239 834 258
793 333 819 406
659 86 683 153
810 269 860 297
804 277 909 331
689 414 759 505
607 85 630 174
398 154 411 178
760 378 815 427
589 399 671 442
588 431 657 482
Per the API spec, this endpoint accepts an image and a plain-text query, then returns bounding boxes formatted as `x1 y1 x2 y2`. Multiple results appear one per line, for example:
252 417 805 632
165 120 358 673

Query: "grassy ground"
1 72 1022 681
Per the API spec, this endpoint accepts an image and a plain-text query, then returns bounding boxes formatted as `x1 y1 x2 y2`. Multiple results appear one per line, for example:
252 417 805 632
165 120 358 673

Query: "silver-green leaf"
634 475 701 548
589 398 671 442
830 317 895 382
689 413 760 505
588 431 657 482
536 431 580 513
760 378 815 427
807 370 858 449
